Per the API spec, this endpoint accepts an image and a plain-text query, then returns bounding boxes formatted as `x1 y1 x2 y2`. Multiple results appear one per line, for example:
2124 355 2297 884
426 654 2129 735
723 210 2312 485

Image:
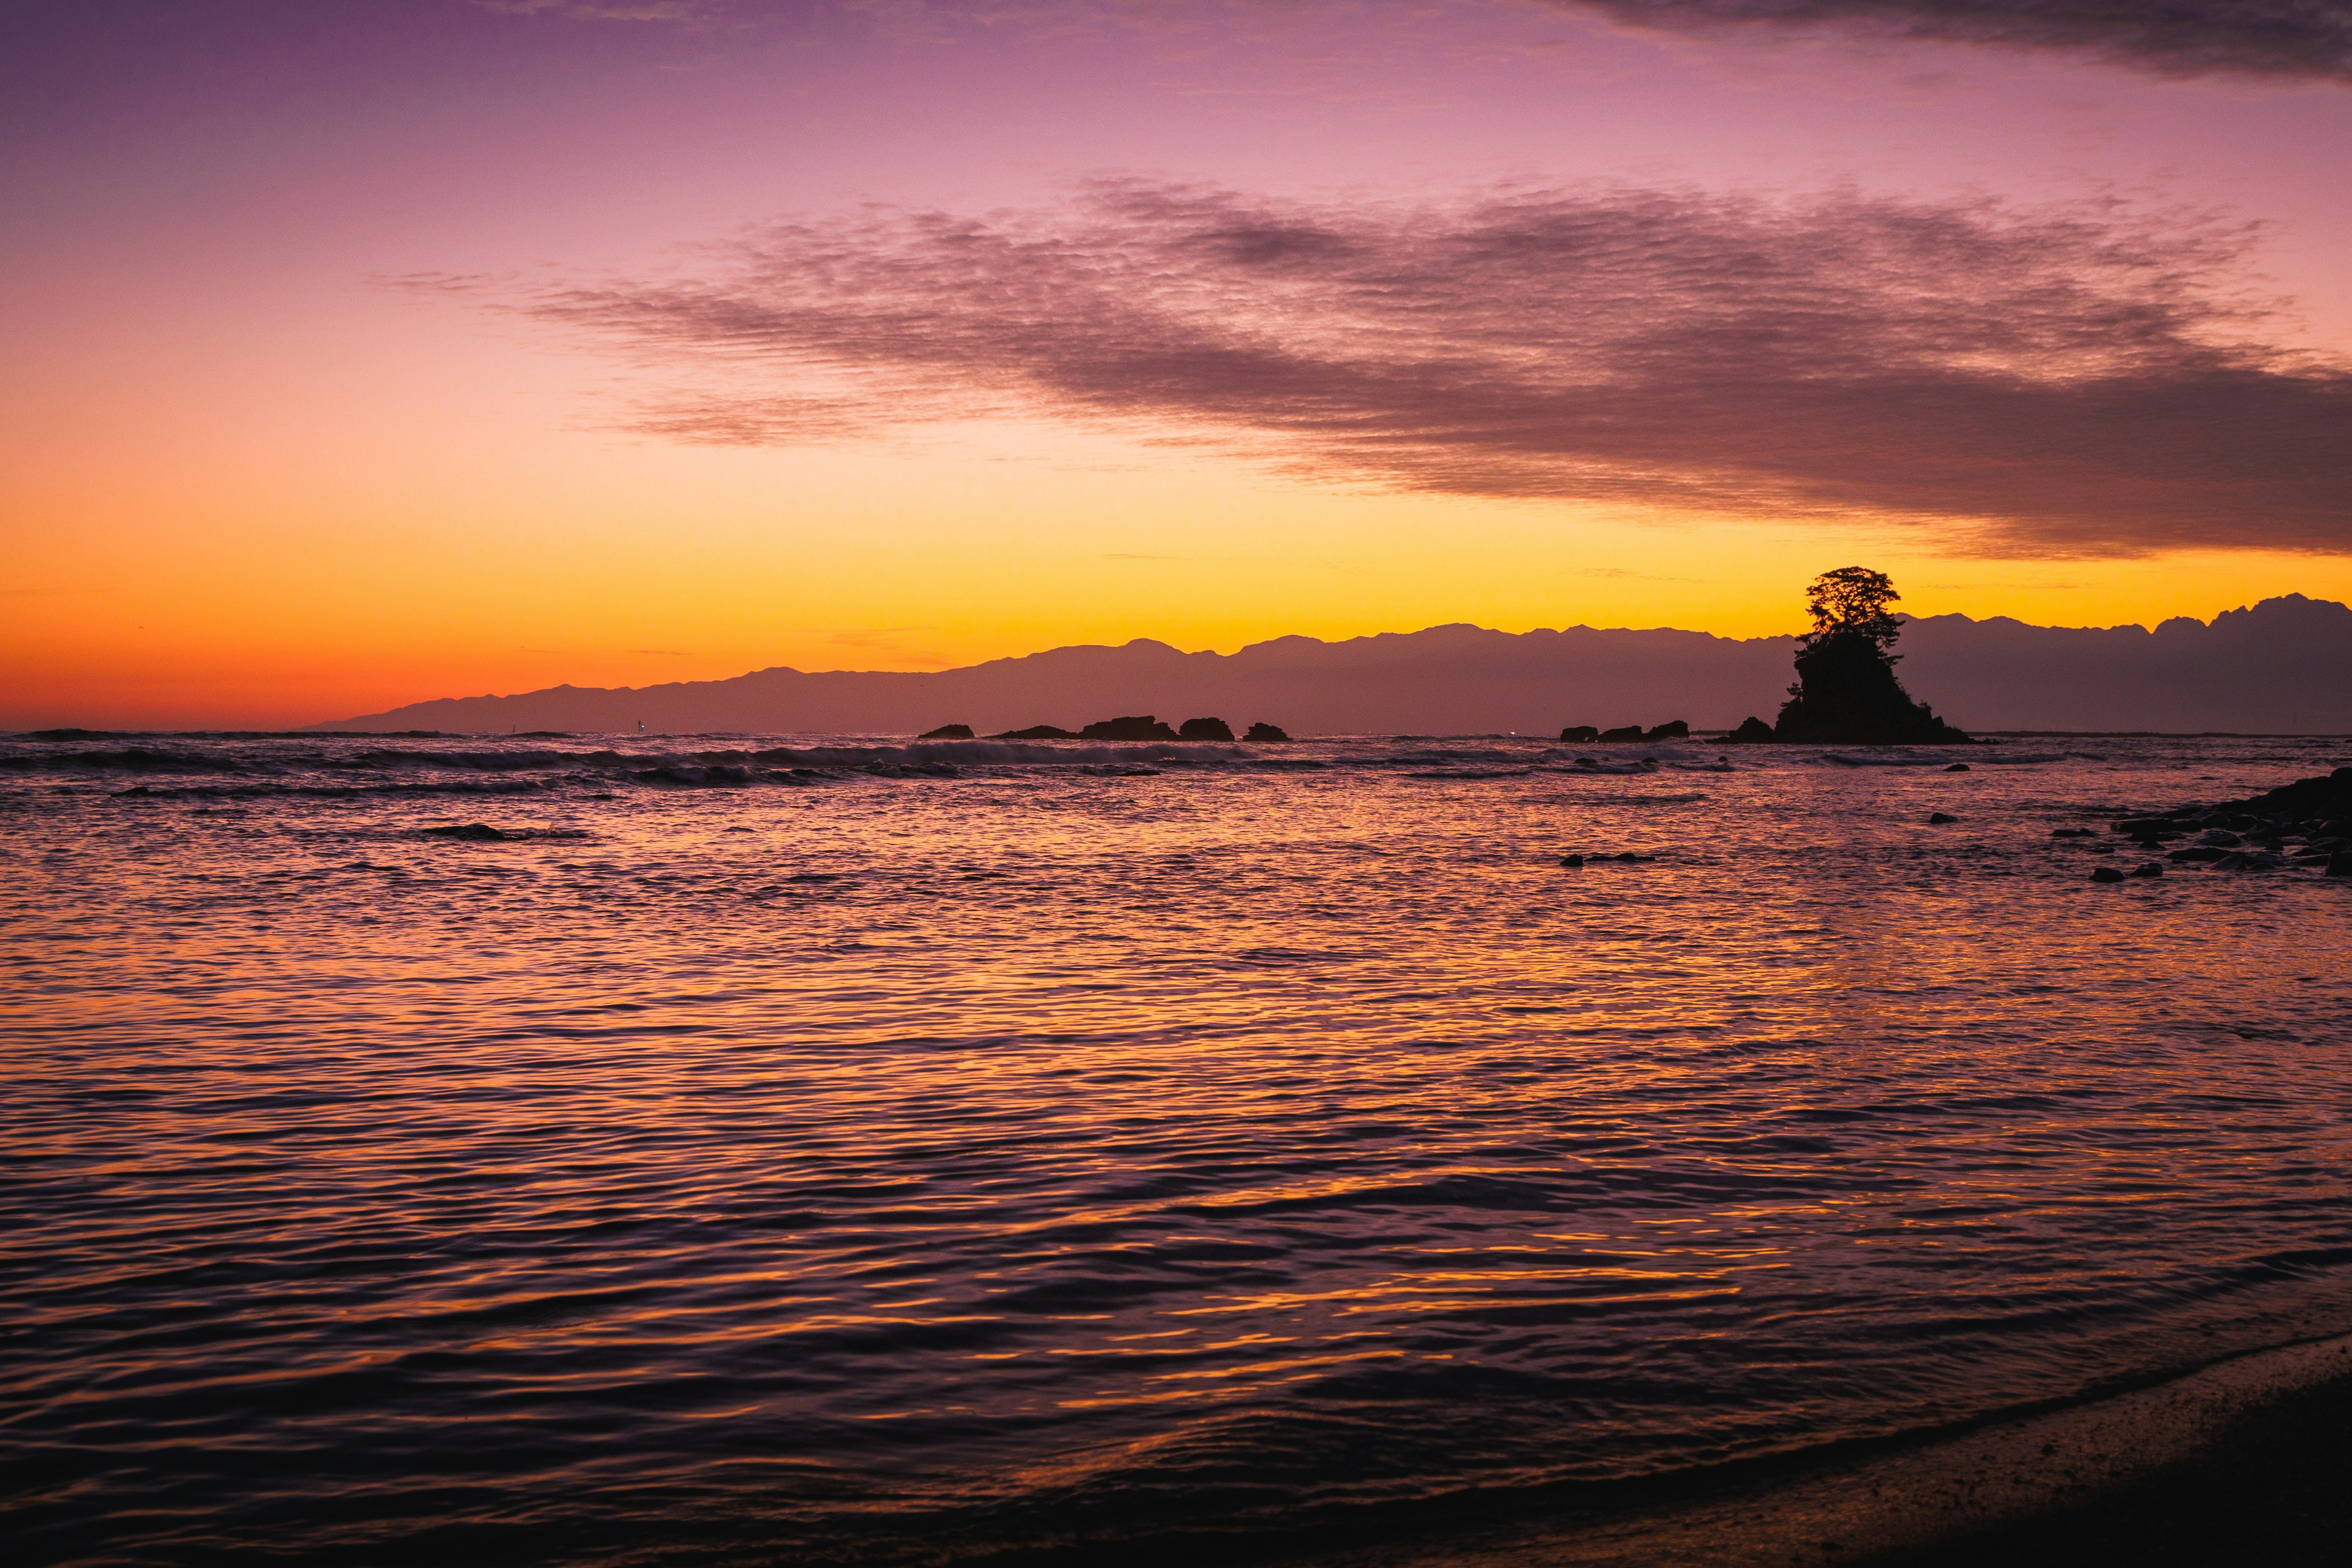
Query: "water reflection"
2 734 2350 1565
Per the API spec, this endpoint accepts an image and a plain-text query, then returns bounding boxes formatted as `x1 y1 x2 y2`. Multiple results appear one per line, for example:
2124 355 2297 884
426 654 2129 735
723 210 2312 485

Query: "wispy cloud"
1558 1 2352 83
473 1 2352 79
507 179 2352 556
480 0 711 21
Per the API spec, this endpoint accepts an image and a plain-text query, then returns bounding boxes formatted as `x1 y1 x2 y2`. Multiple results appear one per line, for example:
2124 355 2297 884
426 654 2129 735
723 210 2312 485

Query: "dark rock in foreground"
2109 766 2352 875
1079 715 1181 742
1243 722 1290 742
918 723 975 739
1178 717 1235 742
1929 812 1958 824
993 725 1079 740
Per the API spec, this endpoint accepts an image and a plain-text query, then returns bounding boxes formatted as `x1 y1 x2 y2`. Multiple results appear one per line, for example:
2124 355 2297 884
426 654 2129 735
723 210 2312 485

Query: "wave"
111 780 552 799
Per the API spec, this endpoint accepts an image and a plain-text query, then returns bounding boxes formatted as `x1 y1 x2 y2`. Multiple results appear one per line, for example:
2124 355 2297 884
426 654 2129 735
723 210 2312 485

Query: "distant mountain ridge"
311 595 2352 736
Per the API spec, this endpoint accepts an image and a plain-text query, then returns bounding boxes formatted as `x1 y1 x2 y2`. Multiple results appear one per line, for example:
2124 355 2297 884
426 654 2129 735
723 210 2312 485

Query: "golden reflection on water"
3 734 2352 1566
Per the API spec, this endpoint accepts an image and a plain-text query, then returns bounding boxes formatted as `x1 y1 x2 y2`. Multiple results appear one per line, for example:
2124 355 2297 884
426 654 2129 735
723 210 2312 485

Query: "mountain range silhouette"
311 595 2352 736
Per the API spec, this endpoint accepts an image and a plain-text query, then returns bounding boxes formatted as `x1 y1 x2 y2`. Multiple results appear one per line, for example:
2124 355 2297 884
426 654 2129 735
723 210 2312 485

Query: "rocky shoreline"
2100 765 2352 881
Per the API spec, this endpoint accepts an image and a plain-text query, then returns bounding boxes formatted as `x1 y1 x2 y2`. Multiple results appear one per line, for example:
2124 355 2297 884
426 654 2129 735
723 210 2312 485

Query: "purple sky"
7 1 2351 724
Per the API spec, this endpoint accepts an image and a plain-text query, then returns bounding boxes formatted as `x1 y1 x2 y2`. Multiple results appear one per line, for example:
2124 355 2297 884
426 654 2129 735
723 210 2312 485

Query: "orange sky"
7 1 2351 729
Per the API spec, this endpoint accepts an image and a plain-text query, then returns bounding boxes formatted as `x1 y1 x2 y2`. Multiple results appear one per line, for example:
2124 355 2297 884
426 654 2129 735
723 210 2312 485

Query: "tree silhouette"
1754 567 1971 745
1801 567 1903 656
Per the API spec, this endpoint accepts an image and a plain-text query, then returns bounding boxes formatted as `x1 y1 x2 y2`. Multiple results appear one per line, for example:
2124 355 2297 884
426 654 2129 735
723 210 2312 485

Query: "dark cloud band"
1563 1 2352 82
497 0 2352 82
518 182 2352 555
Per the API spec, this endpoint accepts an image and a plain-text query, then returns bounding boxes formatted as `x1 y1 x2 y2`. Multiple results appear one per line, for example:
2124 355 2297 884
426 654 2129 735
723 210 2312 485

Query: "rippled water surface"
6 732 2352 1566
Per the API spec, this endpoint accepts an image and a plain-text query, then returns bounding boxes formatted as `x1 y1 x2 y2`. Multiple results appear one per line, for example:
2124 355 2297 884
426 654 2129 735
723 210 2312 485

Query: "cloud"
1557 1 2352 83
481 1 711 20
469 2 2352 80
514 181 2352 556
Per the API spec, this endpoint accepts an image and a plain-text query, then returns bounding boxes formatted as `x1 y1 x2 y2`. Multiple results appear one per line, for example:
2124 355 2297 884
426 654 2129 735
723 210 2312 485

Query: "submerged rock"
1178 717 1235 742
422 823 512 842
1243 722 1291 742
1079 715 1180 742
2214 851 2283 872
1945 763 1971 772
1928 812 1958 824
2090 866 2125 883
918 724 975 739
2130 862 2165 878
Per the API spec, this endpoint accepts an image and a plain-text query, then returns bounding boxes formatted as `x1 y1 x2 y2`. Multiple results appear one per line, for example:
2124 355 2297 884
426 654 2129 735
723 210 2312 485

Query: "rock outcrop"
1079 715 1181 741
993 724 1079 740
1771 631 1972 744
918 723 974 739
1178 717 1235 742
1570 720 1687 742
2106 766 2352 875
1243 722 1291 742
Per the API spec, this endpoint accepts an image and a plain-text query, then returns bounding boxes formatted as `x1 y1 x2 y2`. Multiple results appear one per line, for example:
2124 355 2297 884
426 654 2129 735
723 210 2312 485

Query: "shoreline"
1258 1332 2352 1568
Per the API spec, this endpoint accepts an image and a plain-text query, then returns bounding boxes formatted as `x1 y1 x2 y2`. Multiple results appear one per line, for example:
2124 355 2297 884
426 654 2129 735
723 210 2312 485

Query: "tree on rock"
1771 568 1970 744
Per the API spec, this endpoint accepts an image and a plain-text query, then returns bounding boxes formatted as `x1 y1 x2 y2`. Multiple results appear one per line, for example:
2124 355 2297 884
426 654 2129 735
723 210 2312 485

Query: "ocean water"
5 731 2352 1567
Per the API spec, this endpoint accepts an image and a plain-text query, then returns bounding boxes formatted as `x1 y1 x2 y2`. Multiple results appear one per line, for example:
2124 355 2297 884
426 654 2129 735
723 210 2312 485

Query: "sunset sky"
7 0 2351 728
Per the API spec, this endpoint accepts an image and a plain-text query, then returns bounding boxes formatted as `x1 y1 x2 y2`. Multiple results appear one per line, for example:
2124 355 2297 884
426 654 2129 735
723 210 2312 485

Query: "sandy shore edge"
1273 1331 2352 1568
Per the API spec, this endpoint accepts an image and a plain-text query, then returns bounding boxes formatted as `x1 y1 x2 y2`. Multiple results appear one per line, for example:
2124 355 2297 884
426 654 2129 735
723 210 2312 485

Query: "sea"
5 730 2351 1567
